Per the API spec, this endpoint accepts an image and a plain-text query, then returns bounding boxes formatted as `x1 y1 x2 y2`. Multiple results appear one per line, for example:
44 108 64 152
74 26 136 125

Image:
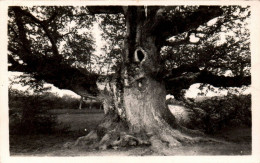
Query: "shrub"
9 90 58 135
184 94 251 134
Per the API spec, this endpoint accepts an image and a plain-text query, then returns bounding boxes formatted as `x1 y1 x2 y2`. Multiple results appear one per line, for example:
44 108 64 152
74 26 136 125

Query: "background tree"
8 6 251 152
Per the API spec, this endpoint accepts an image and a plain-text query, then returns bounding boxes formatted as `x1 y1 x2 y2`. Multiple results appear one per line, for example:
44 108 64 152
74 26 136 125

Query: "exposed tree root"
69 113 229 155
71 128 228 155
68 98 229 155
71 112 150 150
73 130 151 150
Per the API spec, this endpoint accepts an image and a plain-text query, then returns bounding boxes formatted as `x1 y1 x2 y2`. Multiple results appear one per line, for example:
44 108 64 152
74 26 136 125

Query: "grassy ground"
50 109 104 132
9 108 251 156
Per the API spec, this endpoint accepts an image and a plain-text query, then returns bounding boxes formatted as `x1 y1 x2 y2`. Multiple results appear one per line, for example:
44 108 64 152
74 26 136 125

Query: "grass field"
50 109 104 132
9 108 251 156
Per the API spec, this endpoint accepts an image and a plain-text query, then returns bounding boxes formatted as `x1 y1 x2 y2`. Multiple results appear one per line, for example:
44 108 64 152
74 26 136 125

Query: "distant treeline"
8 89 102 135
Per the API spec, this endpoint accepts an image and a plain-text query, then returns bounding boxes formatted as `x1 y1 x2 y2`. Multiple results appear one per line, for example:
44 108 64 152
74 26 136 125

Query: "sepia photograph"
0 1 260 162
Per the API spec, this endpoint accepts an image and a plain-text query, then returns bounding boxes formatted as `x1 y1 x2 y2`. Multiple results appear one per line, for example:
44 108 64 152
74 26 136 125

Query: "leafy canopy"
8 6 251 96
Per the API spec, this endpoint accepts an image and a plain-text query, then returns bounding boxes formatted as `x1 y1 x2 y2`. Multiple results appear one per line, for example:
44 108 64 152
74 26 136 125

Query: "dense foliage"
186 94 251 134
9 89 79 134
8 6 251 97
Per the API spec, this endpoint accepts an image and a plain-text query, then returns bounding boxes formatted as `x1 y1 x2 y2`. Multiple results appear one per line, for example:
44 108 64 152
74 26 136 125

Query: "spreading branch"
164 31 201 47
165 70 251 96
9 53 100 96
152 6 223 47
197 71 251 87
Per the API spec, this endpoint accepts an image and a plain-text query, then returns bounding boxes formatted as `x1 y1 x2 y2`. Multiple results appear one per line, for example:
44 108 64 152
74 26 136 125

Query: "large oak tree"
8 6 251 153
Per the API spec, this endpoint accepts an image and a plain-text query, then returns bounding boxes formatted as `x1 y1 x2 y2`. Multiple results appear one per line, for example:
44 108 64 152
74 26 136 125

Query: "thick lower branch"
165 70 251 95
197 71 251 87
9 54 99 96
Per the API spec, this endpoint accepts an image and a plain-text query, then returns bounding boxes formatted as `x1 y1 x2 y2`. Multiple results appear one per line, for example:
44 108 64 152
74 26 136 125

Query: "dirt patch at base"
9 109 251 156
10 139 251 156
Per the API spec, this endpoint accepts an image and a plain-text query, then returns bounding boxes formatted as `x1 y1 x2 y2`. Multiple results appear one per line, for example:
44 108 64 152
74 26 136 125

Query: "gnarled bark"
73 6 224 153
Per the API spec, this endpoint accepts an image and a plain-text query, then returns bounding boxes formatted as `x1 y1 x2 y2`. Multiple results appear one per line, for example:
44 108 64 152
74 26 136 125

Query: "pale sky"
93 17 103 57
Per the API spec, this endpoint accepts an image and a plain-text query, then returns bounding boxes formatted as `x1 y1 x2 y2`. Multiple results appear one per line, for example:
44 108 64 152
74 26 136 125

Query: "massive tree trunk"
74 7 209 153
122 6 177 139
